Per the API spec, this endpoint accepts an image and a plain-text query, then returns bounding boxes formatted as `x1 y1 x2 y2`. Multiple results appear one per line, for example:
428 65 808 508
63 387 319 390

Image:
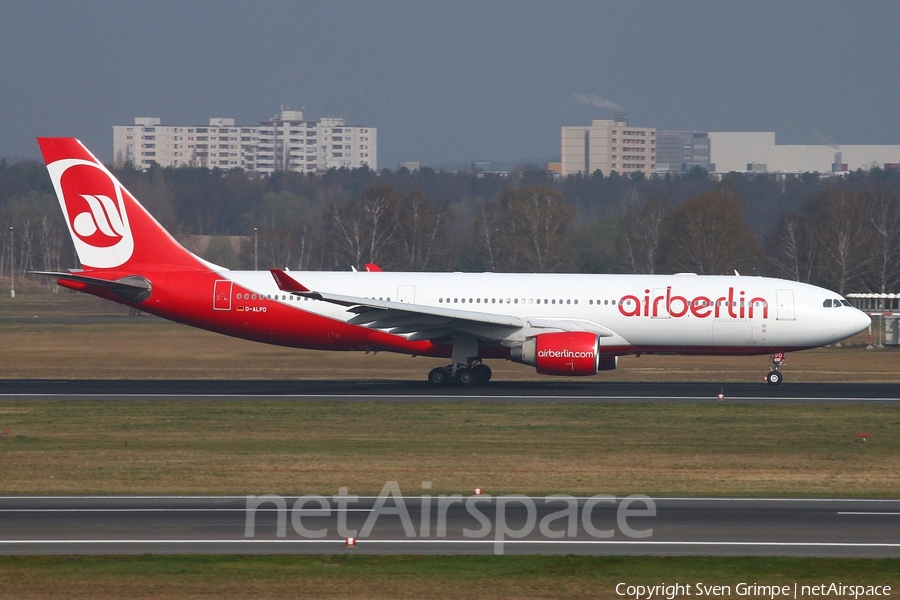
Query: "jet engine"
510 331 616 376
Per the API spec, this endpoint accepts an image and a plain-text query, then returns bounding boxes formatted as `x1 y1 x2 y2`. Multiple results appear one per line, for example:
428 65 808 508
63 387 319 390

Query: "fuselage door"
652 288 670 318
213 280 233 311
776 289 795 321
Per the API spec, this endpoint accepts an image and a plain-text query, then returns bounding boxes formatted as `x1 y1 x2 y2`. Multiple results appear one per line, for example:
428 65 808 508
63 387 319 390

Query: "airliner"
33 138 870 386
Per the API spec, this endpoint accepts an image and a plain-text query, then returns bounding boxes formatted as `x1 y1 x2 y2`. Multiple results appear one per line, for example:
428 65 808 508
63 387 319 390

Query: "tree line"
2 157 900 295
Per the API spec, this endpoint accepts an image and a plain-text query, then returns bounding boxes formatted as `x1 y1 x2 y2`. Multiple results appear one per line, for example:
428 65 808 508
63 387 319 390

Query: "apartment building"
112 110 377 173
561 116 656 177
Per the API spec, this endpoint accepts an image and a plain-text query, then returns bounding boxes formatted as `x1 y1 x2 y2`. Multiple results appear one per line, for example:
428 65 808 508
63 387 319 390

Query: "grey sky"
2 1 898 167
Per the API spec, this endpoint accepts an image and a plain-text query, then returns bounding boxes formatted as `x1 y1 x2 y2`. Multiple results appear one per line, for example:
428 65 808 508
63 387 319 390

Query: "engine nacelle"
510 331 612 376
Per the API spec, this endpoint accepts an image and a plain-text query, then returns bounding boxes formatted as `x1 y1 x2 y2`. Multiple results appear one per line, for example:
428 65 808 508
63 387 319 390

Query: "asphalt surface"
1 379 900 403
0 496 897 556
1 379 897 556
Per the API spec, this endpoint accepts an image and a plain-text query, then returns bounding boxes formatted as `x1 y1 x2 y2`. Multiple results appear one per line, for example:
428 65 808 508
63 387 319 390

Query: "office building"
655 130 712 173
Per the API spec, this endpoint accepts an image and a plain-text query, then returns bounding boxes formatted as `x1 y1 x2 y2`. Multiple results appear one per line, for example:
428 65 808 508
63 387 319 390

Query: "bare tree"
766 213 818 283
861 187 900 293
471 198 503 272
500 185 575 272
617 194 670 273
327 185 399 270
810 189 869 295
395 190 451 271
660 187 760 275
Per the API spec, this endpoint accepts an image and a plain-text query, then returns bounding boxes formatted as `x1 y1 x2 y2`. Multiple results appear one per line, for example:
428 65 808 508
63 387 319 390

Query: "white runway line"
1 495 898 502
2 393 900 403
0 508 372 512
0 539 898 547
838 512 900 515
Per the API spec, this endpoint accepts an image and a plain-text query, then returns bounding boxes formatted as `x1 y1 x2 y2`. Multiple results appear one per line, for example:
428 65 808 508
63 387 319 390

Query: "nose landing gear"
766 352 785 385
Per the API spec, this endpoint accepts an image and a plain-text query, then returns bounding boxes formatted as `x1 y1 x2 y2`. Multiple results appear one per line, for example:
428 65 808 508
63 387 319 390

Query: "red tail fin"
37 138 204 272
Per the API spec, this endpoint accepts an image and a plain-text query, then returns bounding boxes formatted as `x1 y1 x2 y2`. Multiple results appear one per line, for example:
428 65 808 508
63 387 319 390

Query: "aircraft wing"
270 269 615 342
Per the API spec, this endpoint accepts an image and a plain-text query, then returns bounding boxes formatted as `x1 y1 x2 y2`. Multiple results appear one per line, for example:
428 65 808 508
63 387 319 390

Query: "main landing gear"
428 361 492 386
428 334 492 386
766 352 785 386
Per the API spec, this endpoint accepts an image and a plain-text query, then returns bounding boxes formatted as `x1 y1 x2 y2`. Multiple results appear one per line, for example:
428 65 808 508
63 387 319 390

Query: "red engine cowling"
510 331 605 376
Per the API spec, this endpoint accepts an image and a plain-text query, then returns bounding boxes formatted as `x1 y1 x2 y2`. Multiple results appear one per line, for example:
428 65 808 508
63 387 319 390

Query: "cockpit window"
823 299 833 307
840 300 852 307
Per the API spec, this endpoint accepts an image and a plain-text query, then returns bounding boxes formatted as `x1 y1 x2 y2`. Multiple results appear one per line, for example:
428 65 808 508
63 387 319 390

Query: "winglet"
364 263 383 272
270 269 310 293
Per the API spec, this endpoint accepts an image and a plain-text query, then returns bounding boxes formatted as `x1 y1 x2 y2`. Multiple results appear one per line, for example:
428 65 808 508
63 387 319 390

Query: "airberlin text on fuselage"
618 286 769 319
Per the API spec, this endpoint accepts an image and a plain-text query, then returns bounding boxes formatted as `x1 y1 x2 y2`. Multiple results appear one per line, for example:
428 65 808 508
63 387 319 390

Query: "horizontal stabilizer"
30 271 152 302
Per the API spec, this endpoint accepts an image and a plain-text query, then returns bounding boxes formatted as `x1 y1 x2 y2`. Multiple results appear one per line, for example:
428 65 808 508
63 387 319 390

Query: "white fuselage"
222 270 870 354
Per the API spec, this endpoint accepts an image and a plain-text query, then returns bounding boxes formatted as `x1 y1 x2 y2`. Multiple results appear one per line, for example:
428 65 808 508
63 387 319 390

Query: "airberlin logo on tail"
618 286 769 320
72 194 127 243
46 158 134 268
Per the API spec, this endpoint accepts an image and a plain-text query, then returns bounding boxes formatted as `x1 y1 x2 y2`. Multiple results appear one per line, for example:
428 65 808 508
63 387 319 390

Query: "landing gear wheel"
428 367 450 386
766 370 783 386
472 364 492 385
456 368 475 386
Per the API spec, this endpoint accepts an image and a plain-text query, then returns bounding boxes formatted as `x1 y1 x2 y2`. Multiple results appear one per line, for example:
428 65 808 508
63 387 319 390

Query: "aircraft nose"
850 309 871 335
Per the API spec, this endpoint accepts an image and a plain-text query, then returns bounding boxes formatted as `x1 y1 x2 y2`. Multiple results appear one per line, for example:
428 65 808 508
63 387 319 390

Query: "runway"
0 496 897 557
2 379 900 403
1 380 898 557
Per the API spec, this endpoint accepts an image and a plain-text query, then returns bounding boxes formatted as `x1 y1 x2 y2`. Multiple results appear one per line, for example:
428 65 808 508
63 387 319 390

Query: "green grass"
0 555 896 599
1 401 898 496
